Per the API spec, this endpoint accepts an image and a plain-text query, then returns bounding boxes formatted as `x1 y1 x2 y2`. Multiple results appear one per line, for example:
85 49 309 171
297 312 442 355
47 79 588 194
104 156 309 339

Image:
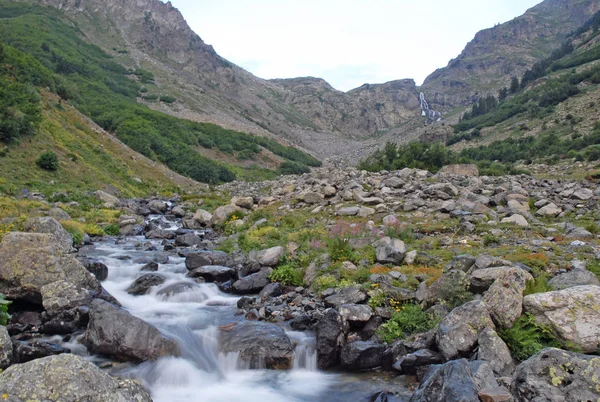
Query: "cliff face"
421 0 600 108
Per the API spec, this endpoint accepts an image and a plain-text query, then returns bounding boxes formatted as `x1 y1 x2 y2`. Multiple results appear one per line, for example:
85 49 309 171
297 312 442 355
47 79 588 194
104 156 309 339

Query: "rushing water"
74 216 411 402
419 92 442 123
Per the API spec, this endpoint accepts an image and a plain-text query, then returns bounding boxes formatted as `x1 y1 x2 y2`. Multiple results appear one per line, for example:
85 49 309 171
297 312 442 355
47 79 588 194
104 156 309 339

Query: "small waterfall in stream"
419 92 442 123
71 214 410 401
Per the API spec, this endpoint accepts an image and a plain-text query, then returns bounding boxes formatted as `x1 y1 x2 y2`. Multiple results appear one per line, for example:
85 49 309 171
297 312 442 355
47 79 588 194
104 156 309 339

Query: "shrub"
376 303 439 343
159 95 177 104
498 313 561 361
279 161 310 175
312 274 338 292
0 293 11 325
268 262 303 286
483 234 500 246
36 151 58 171
103 223 120 236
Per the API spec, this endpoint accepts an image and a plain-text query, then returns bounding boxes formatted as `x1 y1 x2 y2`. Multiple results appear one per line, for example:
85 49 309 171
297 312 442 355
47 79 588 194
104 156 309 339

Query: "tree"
510 77 520 94
498 87 509 101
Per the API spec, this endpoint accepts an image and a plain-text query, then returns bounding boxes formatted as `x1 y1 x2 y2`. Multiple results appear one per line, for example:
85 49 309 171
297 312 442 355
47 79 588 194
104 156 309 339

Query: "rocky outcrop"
0 354 152 402
84 299 180 362
316 309 347 369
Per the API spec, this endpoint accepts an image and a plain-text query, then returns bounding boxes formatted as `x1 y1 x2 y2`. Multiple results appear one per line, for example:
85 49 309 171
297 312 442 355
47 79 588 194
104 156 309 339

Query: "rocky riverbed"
0 163 600 401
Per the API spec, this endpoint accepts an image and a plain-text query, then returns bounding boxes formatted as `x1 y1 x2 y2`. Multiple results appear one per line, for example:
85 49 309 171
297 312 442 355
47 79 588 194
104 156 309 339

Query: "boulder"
324 286 367 308
301 192 325 205
187 265 235 283
232 196 254 209
95 190 119 208
548 269 600 290
259 282 284 299
571 188 593 201
425 270 469 304
193 209 213 227
392 349 443 374
469 267 533 294
23 217 73 253
84 299 179 362
482 269 528 328
0 354 152 402
409 359 481 402
185 251 227 270
79 259 109 281
375 237 407 265
175 233 203 247
41 280 92 316
0 232 100 304
501 214 529 228
536 203 562 217
0 326 11 369
523 285 600 353
336 206 360 216
11 340 71 364
316 309 347 369
171 205 186 218
126 274 166 296
256 246 284 267
445 254 476 272
476 328 515 376
148 200 168 214
232 268 272 294
340 340 386 370
144 229 176 240
339 304 373 323
436 300 495 360
220 321 293 369
212 205 242 225
511 348 600 402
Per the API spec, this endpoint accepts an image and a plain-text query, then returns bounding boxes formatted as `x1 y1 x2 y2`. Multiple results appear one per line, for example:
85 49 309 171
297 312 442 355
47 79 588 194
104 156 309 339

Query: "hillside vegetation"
0 3 319 189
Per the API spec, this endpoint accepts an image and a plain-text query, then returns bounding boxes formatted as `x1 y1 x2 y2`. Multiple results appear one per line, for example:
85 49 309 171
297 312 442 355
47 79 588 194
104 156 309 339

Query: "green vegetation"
36 151 58 171
498 313 561 361
268 259 304 286
0 3 320 185
376 303 439 343
0 293 11 326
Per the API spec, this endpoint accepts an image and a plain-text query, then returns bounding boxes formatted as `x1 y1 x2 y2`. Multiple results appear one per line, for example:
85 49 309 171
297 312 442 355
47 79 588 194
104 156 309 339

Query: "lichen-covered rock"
84 299 179 362
436 300 495 360
523 285 600 353
23 217 74 253
548 269 600 290
482 269 529 328
0 232 100 304
0 326 12 370
255 246 284 266
511 348 600 402
339 304 373 323
220 321 293 369
41 280 92 316
468 267 533 294
476 328 515 376
0 354 152 402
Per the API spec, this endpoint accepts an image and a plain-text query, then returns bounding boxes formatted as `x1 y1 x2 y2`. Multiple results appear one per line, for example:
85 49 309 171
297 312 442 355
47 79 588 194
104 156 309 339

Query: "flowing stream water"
72 215 411 402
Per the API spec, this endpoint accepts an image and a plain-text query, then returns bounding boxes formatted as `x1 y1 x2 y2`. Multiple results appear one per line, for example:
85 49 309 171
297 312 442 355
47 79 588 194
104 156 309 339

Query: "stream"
72 215 412 402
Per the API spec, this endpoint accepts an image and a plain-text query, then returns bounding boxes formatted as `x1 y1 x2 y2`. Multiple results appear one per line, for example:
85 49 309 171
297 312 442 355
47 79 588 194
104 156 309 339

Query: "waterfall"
419 92 442 123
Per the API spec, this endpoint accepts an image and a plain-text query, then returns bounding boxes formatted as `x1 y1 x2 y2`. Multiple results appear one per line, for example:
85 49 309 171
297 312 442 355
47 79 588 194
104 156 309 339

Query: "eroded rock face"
523 285 600 353
0 354 152 402
84 299 180 362
316 309 347 369
220 321 293 369
511 348 600 402
0 232 100 304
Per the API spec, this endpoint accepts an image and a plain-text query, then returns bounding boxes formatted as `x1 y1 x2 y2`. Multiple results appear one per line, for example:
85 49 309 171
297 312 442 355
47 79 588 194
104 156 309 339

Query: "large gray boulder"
482 268 529 328
41 280 92 317
220 321 293 369
187 265 235 283
523 285 600 353
232 268 272 294
324 286 367 307
511 348 600 402
436 300 495 360
0 326 11 370
23 217 73 253
126 274 166 296
255 246 284 267
84 299 179 362
375 237 407 265
475 328 515 377
409 359 481 402
0 354 152 402
548 269 600 290
316 309 347 369
340 340 386 370
0 233 100 304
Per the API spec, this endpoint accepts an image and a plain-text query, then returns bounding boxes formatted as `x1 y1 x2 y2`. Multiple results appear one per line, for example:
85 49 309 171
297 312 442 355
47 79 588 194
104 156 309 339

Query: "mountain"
421 0 600 109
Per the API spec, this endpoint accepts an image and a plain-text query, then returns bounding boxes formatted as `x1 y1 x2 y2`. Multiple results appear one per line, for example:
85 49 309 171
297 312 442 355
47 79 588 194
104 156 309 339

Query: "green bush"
103 223 120 236
268 262 303 286
279 161 310 175
312 274 338 292
159 95 176 104
0 293 11 325
498 313 561 361
36 151 58 170
376 303 439 343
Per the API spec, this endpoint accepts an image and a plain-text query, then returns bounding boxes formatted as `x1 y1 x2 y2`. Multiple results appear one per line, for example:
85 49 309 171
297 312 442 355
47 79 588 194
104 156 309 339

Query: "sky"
167 0 542 92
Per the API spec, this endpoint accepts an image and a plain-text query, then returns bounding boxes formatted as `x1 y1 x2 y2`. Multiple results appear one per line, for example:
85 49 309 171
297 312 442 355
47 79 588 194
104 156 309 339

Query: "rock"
566 227 594 239
439 164 479 176
324 286 367 307
358 207 376 217
141 261 159 272
23 217 73 253
409 359 480 402
259 282 284 299
0 232 100 304
375 237 407 265
571 188 593 201
301 192 325 205
95 190 119 208
145 229 176 240
126 274 166 295
220 321 293 369
476 328 515 376
446 254 477 272
482 269 528 328
322 185 337 197
316 309 346 369
469 267 532 294
469 360 500 391
11 340 70 364
256 246 284 266
49 207 70 220
232 196 254 209
148 199 168 214
383 177 404 188
548 269 600 290
175 233 203 247
0 354 152 401
84 299 179 362
185 251 227 269
232 268 272 294
79 259 109 281
193 209 213 226
340 340 386 370
511 348 600 402
536 203 562 217
156 282 199 298
392 349 443 374
339 304 373 323
501 214 529 228
337 206 360 216
0 326 11 369
404 250 418 265
212 205 242 225
478 388 513 402
506 200 529 215
41 280 92 316
523 285 600 353
425 270 468 304
436 300 495 360
187 265 235 283
171 205 186 218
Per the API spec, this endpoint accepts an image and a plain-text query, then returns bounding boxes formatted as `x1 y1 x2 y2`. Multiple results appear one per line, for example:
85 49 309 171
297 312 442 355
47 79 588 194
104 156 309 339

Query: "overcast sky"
167 0 542 92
